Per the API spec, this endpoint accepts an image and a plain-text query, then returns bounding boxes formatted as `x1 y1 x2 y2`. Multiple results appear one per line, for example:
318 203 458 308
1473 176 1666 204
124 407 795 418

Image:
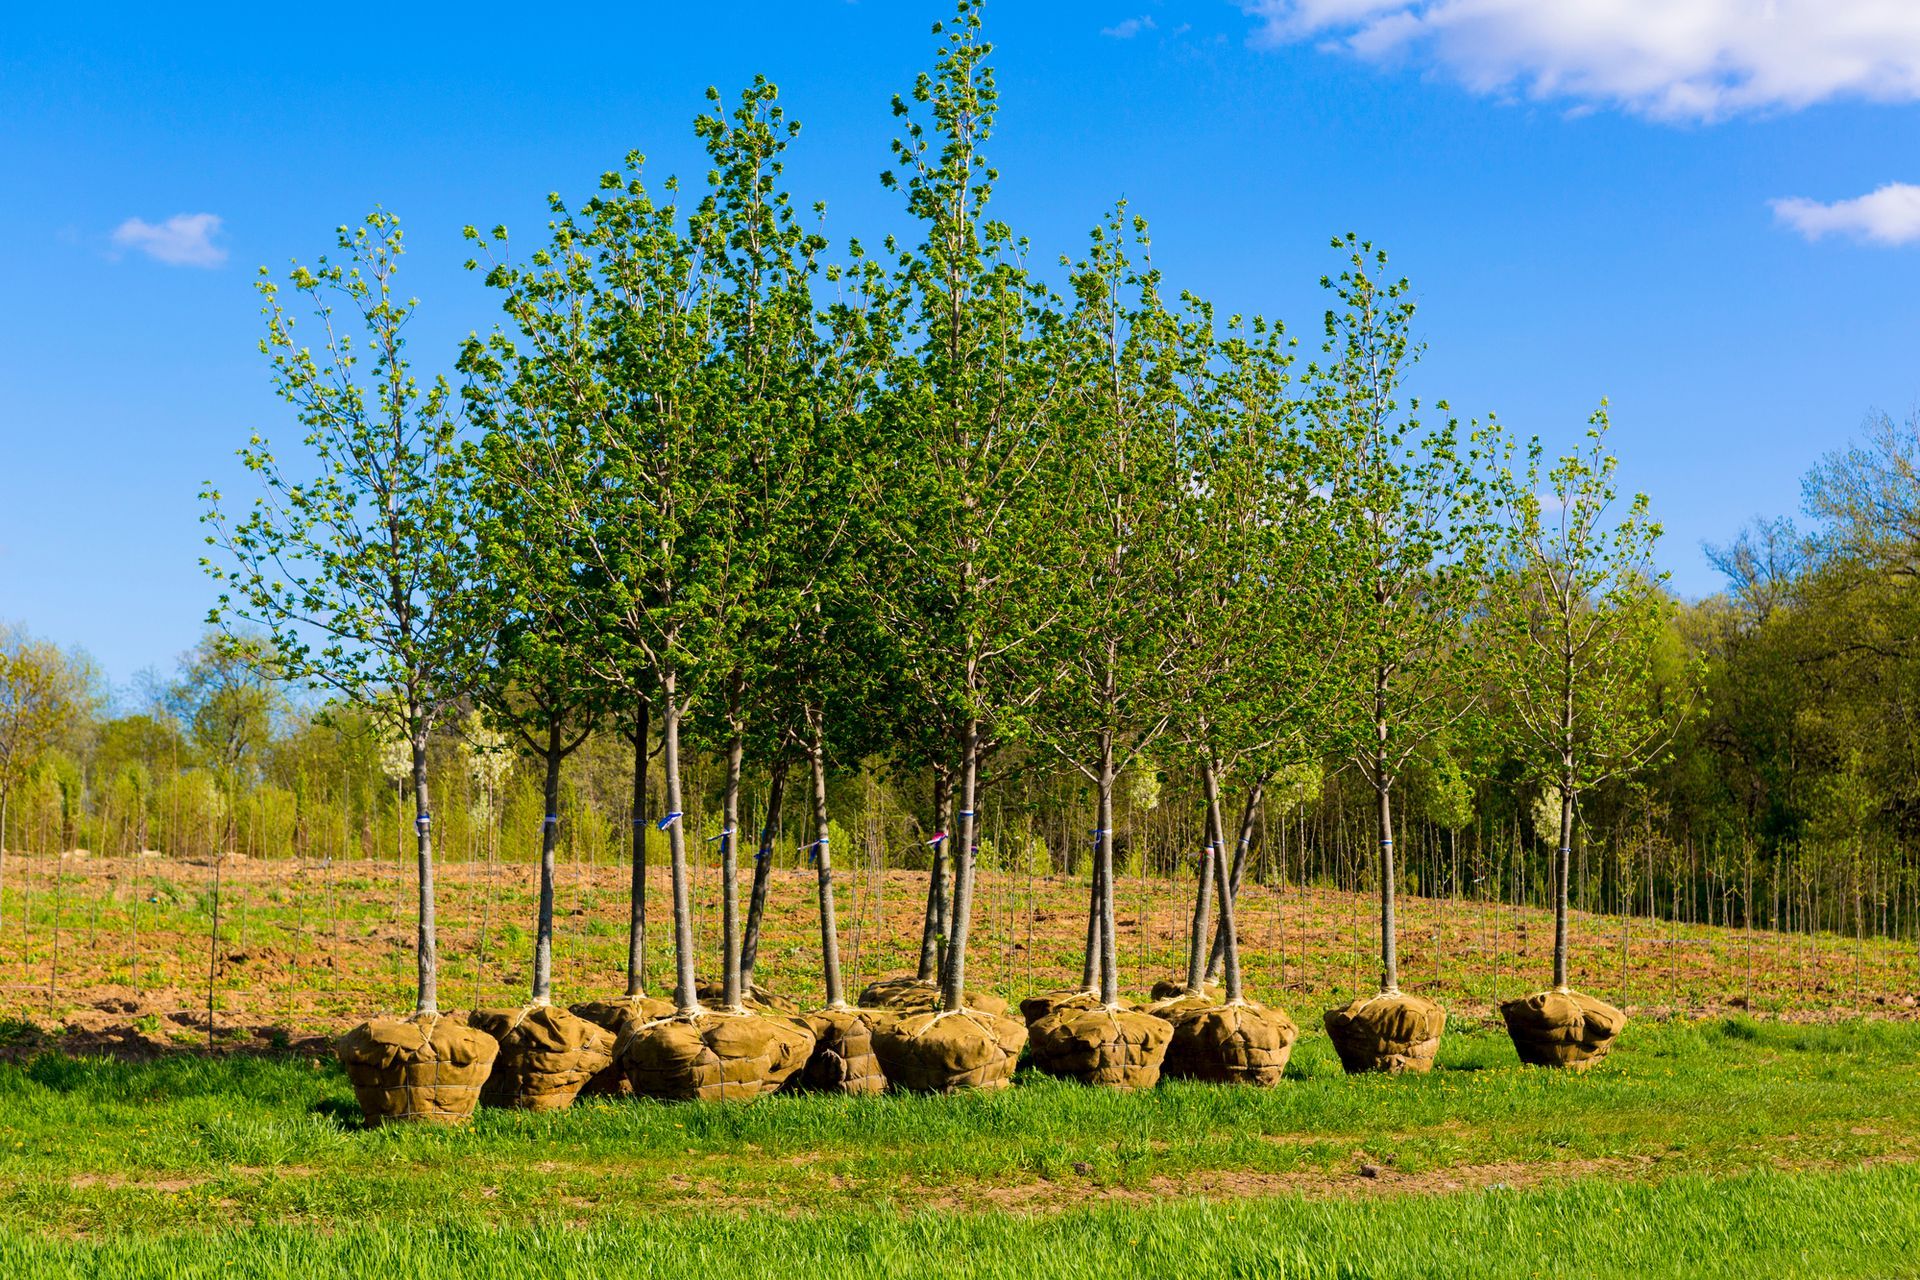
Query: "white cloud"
1102 15 1156 38
1771 182 1920 246
1244 1 1920 122
110 213 227 267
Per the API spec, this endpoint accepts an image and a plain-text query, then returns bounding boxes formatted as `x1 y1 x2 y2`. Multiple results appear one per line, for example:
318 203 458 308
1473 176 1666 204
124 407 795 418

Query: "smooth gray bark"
660 675 699 1013
411 731 438 1014
808 711 846 1008
1201 761 1245 1003
916 767 953 983
939 720 981 1014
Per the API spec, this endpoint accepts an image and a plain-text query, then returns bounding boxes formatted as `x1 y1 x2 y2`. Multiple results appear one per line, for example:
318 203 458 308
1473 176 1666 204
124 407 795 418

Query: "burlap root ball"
1019 988 1103 1026
858 976 1010 1018
871 1007 1027 1094
1149 977 1225 1003
794 1005 890 1095
467 1004 615 1111
620 1009 814 1103
1159 998 1298 1085
1500 989 1627 1071
569 995 676 1097
1027 1004 1172 1090
334 1012 499 1127
695 977 799 1014
1322 991 1446 1075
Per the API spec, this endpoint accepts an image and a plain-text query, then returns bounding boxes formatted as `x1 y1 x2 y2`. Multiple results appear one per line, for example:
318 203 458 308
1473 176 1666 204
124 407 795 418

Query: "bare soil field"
1 850 1912 1056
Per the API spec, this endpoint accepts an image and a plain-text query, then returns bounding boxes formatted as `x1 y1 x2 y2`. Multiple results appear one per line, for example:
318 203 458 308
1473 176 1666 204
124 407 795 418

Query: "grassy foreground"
1 1165 1916 1279
1 1015 1917 1276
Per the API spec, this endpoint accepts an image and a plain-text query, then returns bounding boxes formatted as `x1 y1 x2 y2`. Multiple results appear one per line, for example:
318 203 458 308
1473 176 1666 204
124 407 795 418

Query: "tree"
203 213 495 1018
0 626 84 931
867 0 1058 1012
470 448 612 1013
1021 210 1186 1087
462 150 715 1023
164 631 285 845
1313 240 1499 1074
1487 410 1697 1066
1173 296 1352 997
863 2 1049 1089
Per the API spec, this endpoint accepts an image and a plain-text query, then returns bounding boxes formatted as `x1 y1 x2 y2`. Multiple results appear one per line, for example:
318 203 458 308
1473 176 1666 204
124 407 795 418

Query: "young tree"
459 411 624 1109
0 627 84 933
1153 298 1350 1085
163 632 285 846
466 83 822 1100
203 212 500 1123
1488 409 1695 1068
864 2 1047 1090
1020 210 1185 1088
1313 239 1500 1075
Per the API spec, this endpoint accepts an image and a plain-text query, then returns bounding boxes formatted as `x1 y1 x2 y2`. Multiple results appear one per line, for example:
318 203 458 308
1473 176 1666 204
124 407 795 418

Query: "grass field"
0 1016 1917 1276
1 853 1916 1276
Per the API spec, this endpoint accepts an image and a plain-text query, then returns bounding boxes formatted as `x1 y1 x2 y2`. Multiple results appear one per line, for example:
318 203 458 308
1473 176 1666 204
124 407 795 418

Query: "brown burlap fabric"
467 1005 615 1111
1027 1004 1172 1090
620 1009 815 1103
695 978 799 1014
334 1012 499 1127
871 1007 1027 1093
1500 989 1627 1070
794 1006 890 1095
1322 992 1446 1075
857 976 1009 1018
1019 989 1103 1025
1159 999 1298 1085
569 996 677 1096
1144 990 1215 1021
1149 978 1225 1003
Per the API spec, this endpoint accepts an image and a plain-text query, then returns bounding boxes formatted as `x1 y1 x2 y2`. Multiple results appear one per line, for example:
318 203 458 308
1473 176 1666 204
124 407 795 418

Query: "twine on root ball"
1322 990 1445 1075
570 995 676 1097
334 1012 499 1127
794 1005 891 1095
871 1006 1027 1094
1026 1003 1172 1090
1500 989 1627 1071
1157 998 1298 1086
619 1009 814 1103
468 1004 615 1111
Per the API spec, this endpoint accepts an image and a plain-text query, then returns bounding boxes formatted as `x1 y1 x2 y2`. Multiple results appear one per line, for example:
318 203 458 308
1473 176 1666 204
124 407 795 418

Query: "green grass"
0 1015 1916 1275
1 1166 1916 1278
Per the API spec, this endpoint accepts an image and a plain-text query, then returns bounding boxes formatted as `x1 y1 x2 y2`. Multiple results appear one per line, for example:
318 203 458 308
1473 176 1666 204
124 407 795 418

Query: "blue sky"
5 1 1920 689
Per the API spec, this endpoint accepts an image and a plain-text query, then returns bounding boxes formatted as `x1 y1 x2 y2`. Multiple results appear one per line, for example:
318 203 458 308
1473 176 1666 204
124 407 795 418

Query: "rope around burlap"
381 1011 482 1123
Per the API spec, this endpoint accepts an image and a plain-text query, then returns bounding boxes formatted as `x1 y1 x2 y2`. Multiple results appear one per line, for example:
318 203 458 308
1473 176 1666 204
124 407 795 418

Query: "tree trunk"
411 730 439 1015
1182 785 1218 998
808 710 846 1008
1204 779 1266 983
1095 729 1119 1006
532 719 563 1006
1554 773 1575 992
626 694 650 998
1377 771 1398 995
660 674 699 1013
719 705 747 1011
1078 847 1102 992
916 767 953 983
1201 760 1244 1003
939 720 981 1014
739 758 789 990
